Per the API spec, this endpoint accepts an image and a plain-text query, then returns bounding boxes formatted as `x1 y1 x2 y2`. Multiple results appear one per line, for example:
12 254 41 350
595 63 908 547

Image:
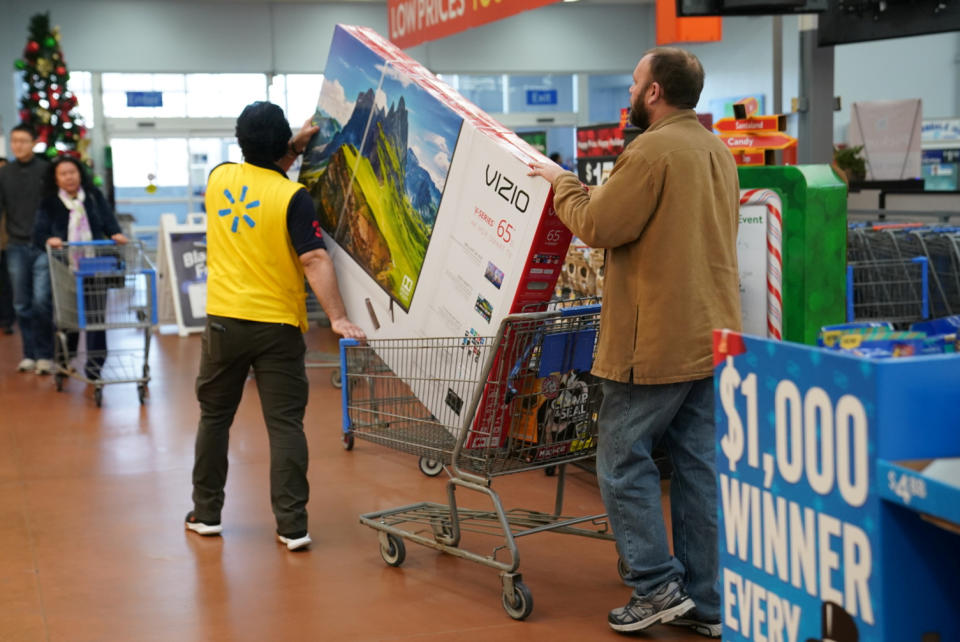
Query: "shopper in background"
528 48 740 637
0 124 53 373
186 101 365 552
0 156 15 335
34 155 128 379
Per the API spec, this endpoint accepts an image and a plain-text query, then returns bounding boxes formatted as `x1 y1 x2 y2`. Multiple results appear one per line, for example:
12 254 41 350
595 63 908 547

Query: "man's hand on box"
528 160 568 185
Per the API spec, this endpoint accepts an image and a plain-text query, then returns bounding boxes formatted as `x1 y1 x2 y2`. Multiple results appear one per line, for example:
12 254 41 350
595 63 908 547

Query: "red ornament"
19 109 29 121
49 97 59 109
26 41 39 54
30 92 40 102
56 66 66 76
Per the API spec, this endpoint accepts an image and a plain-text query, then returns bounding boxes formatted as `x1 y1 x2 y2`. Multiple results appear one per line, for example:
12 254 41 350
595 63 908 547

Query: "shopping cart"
47 240 158 407
846 257 930 327
340 303 616 620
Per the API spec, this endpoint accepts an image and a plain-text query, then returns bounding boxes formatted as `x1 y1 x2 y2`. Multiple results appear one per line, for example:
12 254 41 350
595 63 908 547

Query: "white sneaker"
277 532 312 551
17 358 36 372
35 359 54 375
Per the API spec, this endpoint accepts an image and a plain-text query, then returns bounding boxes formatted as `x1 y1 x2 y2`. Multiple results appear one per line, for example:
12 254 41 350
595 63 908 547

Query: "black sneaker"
669 616 722 638
608 580 695 633
185 511 222 536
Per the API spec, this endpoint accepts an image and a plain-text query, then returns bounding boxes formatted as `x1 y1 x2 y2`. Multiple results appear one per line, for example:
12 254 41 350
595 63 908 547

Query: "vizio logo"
485 165 529 213
218 185 260 233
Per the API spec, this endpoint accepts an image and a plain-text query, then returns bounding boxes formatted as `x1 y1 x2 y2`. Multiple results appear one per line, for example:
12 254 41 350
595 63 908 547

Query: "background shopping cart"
339 303 617 620
47 240 157 407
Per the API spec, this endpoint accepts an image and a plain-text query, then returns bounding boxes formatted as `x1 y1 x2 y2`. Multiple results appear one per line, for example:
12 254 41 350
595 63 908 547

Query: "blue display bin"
712 330 960 642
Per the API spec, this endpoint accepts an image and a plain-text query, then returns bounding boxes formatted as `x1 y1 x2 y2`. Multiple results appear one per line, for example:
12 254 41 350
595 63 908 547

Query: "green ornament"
44 36 56 48
93 175 104 187
14 59 26 70
45 146 58 158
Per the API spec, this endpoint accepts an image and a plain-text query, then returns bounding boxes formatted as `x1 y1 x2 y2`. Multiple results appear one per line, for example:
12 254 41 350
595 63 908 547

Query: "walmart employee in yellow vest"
186 102 365 552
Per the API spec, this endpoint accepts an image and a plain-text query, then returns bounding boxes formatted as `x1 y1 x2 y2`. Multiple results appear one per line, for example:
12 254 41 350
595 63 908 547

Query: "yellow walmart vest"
205 162 309 331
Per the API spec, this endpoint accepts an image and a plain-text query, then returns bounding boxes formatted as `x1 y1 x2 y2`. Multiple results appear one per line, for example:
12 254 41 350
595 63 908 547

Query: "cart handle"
60 240 118 246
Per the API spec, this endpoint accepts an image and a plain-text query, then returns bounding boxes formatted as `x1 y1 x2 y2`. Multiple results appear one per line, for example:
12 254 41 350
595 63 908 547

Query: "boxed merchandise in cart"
299 25 572 448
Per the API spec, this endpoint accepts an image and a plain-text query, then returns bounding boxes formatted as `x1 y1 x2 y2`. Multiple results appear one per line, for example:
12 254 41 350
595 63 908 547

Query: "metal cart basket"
339 303 616 620
47 240 157 407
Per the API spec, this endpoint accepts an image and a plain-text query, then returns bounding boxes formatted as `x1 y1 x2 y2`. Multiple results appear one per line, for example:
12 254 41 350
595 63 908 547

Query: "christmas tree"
13 12 87 160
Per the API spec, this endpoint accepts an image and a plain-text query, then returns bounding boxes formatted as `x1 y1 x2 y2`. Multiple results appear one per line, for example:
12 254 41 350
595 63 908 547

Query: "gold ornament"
36 57 53 76
38 109 51 124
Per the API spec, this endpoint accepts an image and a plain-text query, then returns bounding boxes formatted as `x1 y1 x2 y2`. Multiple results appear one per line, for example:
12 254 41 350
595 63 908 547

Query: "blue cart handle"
61 240 118 246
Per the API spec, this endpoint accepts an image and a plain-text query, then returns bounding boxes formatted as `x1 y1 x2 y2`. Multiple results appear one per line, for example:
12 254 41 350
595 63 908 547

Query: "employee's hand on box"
331 317 366 341
289 117 321 156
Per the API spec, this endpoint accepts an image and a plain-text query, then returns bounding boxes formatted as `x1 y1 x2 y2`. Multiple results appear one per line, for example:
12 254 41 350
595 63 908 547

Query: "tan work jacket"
553 109 742 384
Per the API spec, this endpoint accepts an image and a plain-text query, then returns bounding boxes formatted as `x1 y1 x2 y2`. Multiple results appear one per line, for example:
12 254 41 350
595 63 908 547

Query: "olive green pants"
191 315 309 536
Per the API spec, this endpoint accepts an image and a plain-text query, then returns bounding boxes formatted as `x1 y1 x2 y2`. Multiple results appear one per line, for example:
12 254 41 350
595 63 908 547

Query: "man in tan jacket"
530 48 740 637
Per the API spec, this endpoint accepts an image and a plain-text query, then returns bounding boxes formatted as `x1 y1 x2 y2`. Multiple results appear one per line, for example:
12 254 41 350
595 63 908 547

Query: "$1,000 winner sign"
713 332 878 642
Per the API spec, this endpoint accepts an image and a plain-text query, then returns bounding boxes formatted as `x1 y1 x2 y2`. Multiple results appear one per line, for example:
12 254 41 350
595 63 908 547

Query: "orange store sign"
388 0 560 49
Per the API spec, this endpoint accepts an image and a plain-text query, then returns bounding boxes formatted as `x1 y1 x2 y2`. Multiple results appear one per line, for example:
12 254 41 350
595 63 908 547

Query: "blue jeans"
597 376 720 621
6 243 54 360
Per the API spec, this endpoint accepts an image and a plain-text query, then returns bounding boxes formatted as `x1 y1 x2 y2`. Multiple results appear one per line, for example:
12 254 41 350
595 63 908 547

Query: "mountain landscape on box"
299 87 456 310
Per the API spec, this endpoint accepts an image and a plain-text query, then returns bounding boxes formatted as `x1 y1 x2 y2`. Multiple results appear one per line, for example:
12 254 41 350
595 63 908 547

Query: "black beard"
628 96 650 131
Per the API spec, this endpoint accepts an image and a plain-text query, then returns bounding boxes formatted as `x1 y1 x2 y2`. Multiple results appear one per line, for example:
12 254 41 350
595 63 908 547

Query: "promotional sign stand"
156 213 207 336
713 330 960 641
717 102 798 167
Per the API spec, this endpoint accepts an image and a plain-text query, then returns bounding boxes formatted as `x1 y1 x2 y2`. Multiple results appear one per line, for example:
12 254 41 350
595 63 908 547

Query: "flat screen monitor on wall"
818 1 960 45
676 0 827 15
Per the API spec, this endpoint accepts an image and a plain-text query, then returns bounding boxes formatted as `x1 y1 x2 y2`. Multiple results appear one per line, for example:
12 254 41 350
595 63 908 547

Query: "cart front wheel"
502 581 534 620
94 387 103 408
544 465 557 477
137 384 147 405
418 456 444 477
330 368 342 389
55 373 65 392
342 432 354 451
379 533 406 567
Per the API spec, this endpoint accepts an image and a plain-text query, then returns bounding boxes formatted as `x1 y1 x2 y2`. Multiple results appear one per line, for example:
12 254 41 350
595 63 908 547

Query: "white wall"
833 32 960 143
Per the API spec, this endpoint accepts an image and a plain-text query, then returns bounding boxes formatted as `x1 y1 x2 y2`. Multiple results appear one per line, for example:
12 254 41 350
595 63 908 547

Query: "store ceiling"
137 0 649 4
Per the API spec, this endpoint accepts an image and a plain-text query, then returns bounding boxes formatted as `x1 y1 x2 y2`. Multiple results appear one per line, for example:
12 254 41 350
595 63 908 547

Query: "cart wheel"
418 457 444 477
431 520 460 547
379 533 406 567
55 373 65 392
617 557 631 581
330 368 342 389
94 387 103 408
544 465 557 477
501 581 534 620
137 384 147 405
342 432 354 451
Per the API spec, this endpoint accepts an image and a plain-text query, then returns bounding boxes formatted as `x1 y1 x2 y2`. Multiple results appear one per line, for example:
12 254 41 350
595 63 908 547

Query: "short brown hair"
643 47 704 110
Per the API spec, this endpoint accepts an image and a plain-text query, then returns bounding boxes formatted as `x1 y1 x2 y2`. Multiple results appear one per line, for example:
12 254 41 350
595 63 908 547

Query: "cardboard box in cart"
299 25 572 448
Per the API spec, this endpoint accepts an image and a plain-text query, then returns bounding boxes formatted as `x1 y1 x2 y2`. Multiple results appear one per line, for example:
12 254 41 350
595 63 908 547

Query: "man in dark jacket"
0 124 52 373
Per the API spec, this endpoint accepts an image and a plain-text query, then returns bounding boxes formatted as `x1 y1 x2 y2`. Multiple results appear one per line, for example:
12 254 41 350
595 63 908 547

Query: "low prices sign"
713 332 879 642
388 0 560 48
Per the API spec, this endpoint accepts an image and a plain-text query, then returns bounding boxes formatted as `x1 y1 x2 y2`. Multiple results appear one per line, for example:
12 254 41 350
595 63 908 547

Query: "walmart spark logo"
218 186 259 233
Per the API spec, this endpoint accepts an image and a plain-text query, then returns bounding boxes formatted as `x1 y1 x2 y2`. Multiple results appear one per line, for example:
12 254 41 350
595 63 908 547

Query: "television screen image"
299 28 463 311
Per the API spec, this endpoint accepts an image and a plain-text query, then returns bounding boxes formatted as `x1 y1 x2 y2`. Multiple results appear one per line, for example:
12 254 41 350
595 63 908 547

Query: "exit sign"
526 89 558 106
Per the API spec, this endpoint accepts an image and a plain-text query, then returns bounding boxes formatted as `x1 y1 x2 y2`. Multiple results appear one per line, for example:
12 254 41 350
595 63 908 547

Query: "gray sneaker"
608 580 695 633
669 616 722 638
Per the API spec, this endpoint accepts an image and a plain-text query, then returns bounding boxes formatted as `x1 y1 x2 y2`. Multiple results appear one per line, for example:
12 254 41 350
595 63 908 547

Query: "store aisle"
0 327 704 641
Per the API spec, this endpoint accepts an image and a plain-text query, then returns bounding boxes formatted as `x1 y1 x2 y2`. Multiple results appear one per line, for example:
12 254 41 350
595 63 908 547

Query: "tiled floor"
0 325 704 641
